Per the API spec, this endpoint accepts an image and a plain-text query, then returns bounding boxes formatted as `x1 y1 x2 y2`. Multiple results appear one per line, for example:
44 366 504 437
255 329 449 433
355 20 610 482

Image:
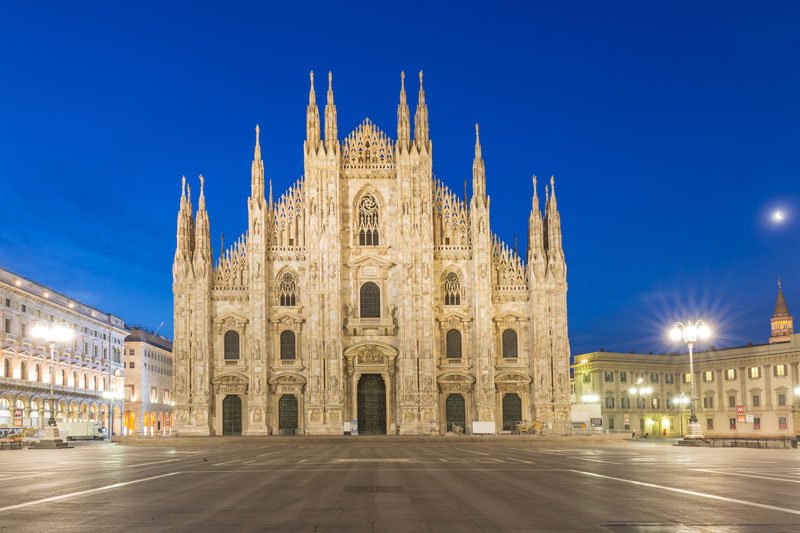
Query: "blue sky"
1 2 798 355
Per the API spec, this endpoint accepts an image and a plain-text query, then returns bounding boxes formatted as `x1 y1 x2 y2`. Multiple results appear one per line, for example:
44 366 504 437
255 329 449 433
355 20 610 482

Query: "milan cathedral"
172 71 571 436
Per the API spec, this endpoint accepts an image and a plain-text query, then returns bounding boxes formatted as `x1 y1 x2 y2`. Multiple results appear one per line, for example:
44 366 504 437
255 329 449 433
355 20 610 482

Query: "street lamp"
669 320 710 438
672 393 689 436
629 378 652 437
32 321 74 448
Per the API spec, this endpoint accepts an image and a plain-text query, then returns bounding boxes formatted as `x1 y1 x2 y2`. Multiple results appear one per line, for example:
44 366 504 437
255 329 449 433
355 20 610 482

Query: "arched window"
280 330 296 360
360 282 381 318
60 370 66 386
444 272 461 306
93 376 98 390
20 361 28 381
446 329 462 358
3 359 9 377
224 330 240 360
502 329 518 358
357 195 380 246
72 371 77 387
34 364 41 382
278 272 297 306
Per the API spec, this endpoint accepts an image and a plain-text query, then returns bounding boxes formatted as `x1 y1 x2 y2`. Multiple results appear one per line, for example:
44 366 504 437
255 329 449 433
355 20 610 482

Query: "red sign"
13 408 23 418
736 405 744 414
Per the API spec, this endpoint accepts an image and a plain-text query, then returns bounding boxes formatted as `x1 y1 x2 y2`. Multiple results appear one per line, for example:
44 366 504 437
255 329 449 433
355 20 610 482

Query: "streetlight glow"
669 326 682 341
581 392 599 403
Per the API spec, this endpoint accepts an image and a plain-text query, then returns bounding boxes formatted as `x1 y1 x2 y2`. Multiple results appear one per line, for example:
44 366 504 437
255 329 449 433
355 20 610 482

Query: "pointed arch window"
280 330 296 360
278 272 297 306
446 329 462 358
444 272 461 306
502 329 518 358
224 330 240 360
358 195 380 246
360 282 381 318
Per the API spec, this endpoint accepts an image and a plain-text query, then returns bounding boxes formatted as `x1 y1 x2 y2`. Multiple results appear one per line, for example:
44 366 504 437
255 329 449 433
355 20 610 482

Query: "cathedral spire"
528 175 545 265
251 124 264 200
545 175 564 266
472 123 486 204
268 177 273 208
175 175 194 260
306 71 320 152
770 277 794 343
324 71 338 153
397 71 411 152
194 174 212 265
413 70 430 151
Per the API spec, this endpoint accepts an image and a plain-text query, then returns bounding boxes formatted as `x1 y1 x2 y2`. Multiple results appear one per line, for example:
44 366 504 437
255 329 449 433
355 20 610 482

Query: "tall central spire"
305 71 320 152
472 123 486 203
251 124 264 200
397 71 411 152
324 71 338 153
413 70 430 151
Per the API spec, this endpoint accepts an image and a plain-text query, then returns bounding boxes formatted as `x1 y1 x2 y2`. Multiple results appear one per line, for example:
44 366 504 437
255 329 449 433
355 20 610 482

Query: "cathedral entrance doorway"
445 394 466 433
502 393 522 431
357 374 386 434
222 395 242 435
278 394 299 435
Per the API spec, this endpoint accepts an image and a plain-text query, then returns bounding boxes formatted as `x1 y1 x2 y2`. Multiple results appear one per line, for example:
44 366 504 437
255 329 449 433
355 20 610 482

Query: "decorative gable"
341 118 394 173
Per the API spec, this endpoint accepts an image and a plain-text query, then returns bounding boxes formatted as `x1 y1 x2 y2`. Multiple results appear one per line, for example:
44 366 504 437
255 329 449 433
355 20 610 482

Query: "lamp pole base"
34 426 72 449
683 421 705 439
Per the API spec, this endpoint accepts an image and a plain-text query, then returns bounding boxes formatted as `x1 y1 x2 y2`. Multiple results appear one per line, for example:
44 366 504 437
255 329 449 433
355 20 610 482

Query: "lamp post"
31 321 74 448
669 320 711 438
672 393 689 437
629 378 652 437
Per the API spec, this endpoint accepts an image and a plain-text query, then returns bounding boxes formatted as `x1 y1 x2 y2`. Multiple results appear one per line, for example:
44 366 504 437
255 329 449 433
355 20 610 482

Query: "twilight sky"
1 2 798 356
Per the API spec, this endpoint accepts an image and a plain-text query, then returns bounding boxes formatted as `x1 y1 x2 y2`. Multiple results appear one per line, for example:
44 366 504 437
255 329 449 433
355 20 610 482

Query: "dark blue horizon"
1 1 798 356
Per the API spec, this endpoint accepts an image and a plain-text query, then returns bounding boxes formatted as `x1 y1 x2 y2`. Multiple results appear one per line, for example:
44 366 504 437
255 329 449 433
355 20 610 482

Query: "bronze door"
357 374 386 435
502 393 522 431
445 394 466 432
222 395 242 435
278 394 298 435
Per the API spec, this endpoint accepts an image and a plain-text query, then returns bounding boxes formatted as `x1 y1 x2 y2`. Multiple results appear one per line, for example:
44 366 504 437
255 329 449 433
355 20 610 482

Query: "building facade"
172 72 572 436
573 284 800 437
123 328 174 436
0 267 127 434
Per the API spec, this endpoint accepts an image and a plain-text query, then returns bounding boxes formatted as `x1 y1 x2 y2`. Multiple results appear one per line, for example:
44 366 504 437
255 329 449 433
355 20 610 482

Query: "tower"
246 125 270 434
394 71 438 434
302 71 344 434
542 176 571 423
769 278 794 343
470 123 495 423
172 176 194 433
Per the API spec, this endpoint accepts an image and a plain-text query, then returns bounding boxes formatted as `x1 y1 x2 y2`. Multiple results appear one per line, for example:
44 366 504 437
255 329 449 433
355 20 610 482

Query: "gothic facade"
172 72 571 436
